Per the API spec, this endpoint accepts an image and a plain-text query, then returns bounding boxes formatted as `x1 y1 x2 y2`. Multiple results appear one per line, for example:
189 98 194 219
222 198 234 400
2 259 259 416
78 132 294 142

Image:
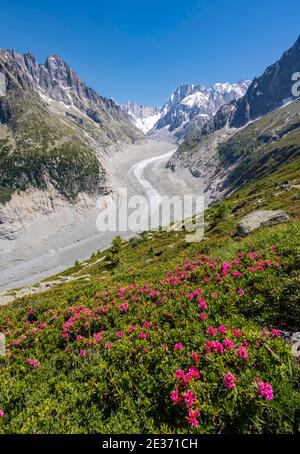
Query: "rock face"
236 210 289 236
0 51 142 132
231 35 300 128
0 186 99 240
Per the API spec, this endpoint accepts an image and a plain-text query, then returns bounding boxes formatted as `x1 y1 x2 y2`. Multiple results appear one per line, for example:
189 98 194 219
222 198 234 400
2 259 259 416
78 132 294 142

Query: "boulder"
236 210 289 236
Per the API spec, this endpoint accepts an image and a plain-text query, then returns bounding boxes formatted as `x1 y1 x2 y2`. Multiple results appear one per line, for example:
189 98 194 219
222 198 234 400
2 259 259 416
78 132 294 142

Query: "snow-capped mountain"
120 101 161 134
148 80 251 142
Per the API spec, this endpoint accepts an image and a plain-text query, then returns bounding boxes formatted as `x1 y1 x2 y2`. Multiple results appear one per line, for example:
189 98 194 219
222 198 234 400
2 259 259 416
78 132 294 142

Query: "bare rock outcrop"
236 210 289 236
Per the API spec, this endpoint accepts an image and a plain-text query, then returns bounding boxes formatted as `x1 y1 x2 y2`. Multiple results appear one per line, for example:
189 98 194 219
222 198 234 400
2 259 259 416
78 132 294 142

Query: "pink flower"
174 342 184 351
139 332 147 340
117 302 129 313
205 340 223 354
170 390 183 404
0 410 4 417
271 329 281 338
188 409 200 427
39 322 48 329
197 298 208 311
175 369 185 380
237 346 248 360
184 390 197 408
93 332 103 343
25 358 41 369
218 325 227 334
12 339 21 346
117 330 123 338
232 271 243 277
105 342 112 351
212 341 224 354
79 349 87 357
222 262 231 276
129 325 135 332
223 339 234 350
188 288 202 299
76 335 83 341
187 366 201 380
257 380 273 400
191 352 200 364
232 328 242 338
237 288 245 296
224 372 236 390
143 321 151 328
206 326 217 337
199 312 207 321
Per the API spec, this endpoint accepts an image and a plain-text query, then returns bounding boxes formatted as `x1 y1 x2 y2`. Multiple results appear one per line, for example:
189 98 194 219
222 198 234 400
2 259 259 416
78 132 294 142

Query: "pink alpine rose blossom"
197 298 208 310
184 390 197 408
218 325 227 334
207 326 217 337
223 339 234 350
237 346 248 360
257 380 273 400
170 390 183 404
224 372 236 390
188 409 200 427
174 342 184 351
175 369 185 380
25 358 41 369
191 352 200 364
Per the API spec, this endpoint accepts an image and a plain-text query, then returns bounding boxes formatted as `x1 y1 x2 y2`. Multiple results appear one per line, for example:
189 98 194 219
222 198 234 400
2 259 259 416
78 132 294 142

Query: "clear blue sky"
1 0 300 106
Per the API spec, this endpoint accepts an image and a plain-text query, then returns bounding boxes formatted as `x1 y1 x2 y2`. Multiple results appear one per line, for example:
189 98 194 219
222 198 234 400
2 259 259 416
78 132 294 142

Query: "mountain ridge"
0 49 144 238
120 80 250 143
167 35 300 202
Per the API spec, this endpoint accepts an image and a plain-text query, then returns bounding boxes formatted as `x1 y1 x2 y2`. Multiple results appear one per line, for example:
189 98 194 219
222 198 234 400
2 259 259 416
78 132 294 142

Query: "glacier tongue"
119 101 162 133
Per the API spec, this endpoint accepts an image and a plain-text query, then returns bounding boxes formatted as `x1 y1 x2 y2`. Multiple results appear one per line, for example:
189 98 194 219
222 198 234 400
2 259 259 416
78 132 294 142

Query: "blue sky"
1 0 300 105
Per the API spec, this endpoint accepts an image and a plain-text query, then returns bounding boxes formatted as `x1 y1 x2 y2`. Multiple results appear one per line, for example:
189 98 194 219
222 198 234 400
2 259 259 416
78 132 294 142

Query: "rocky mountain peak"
148 80 250 143
231 35 300 128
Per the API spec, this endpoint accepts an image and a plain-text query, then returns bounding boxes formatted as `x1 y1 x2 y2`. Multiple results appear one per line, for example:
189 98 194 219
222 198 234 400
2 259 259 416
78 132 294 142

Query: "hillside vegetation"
0 159 299 434
168 99 300 200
